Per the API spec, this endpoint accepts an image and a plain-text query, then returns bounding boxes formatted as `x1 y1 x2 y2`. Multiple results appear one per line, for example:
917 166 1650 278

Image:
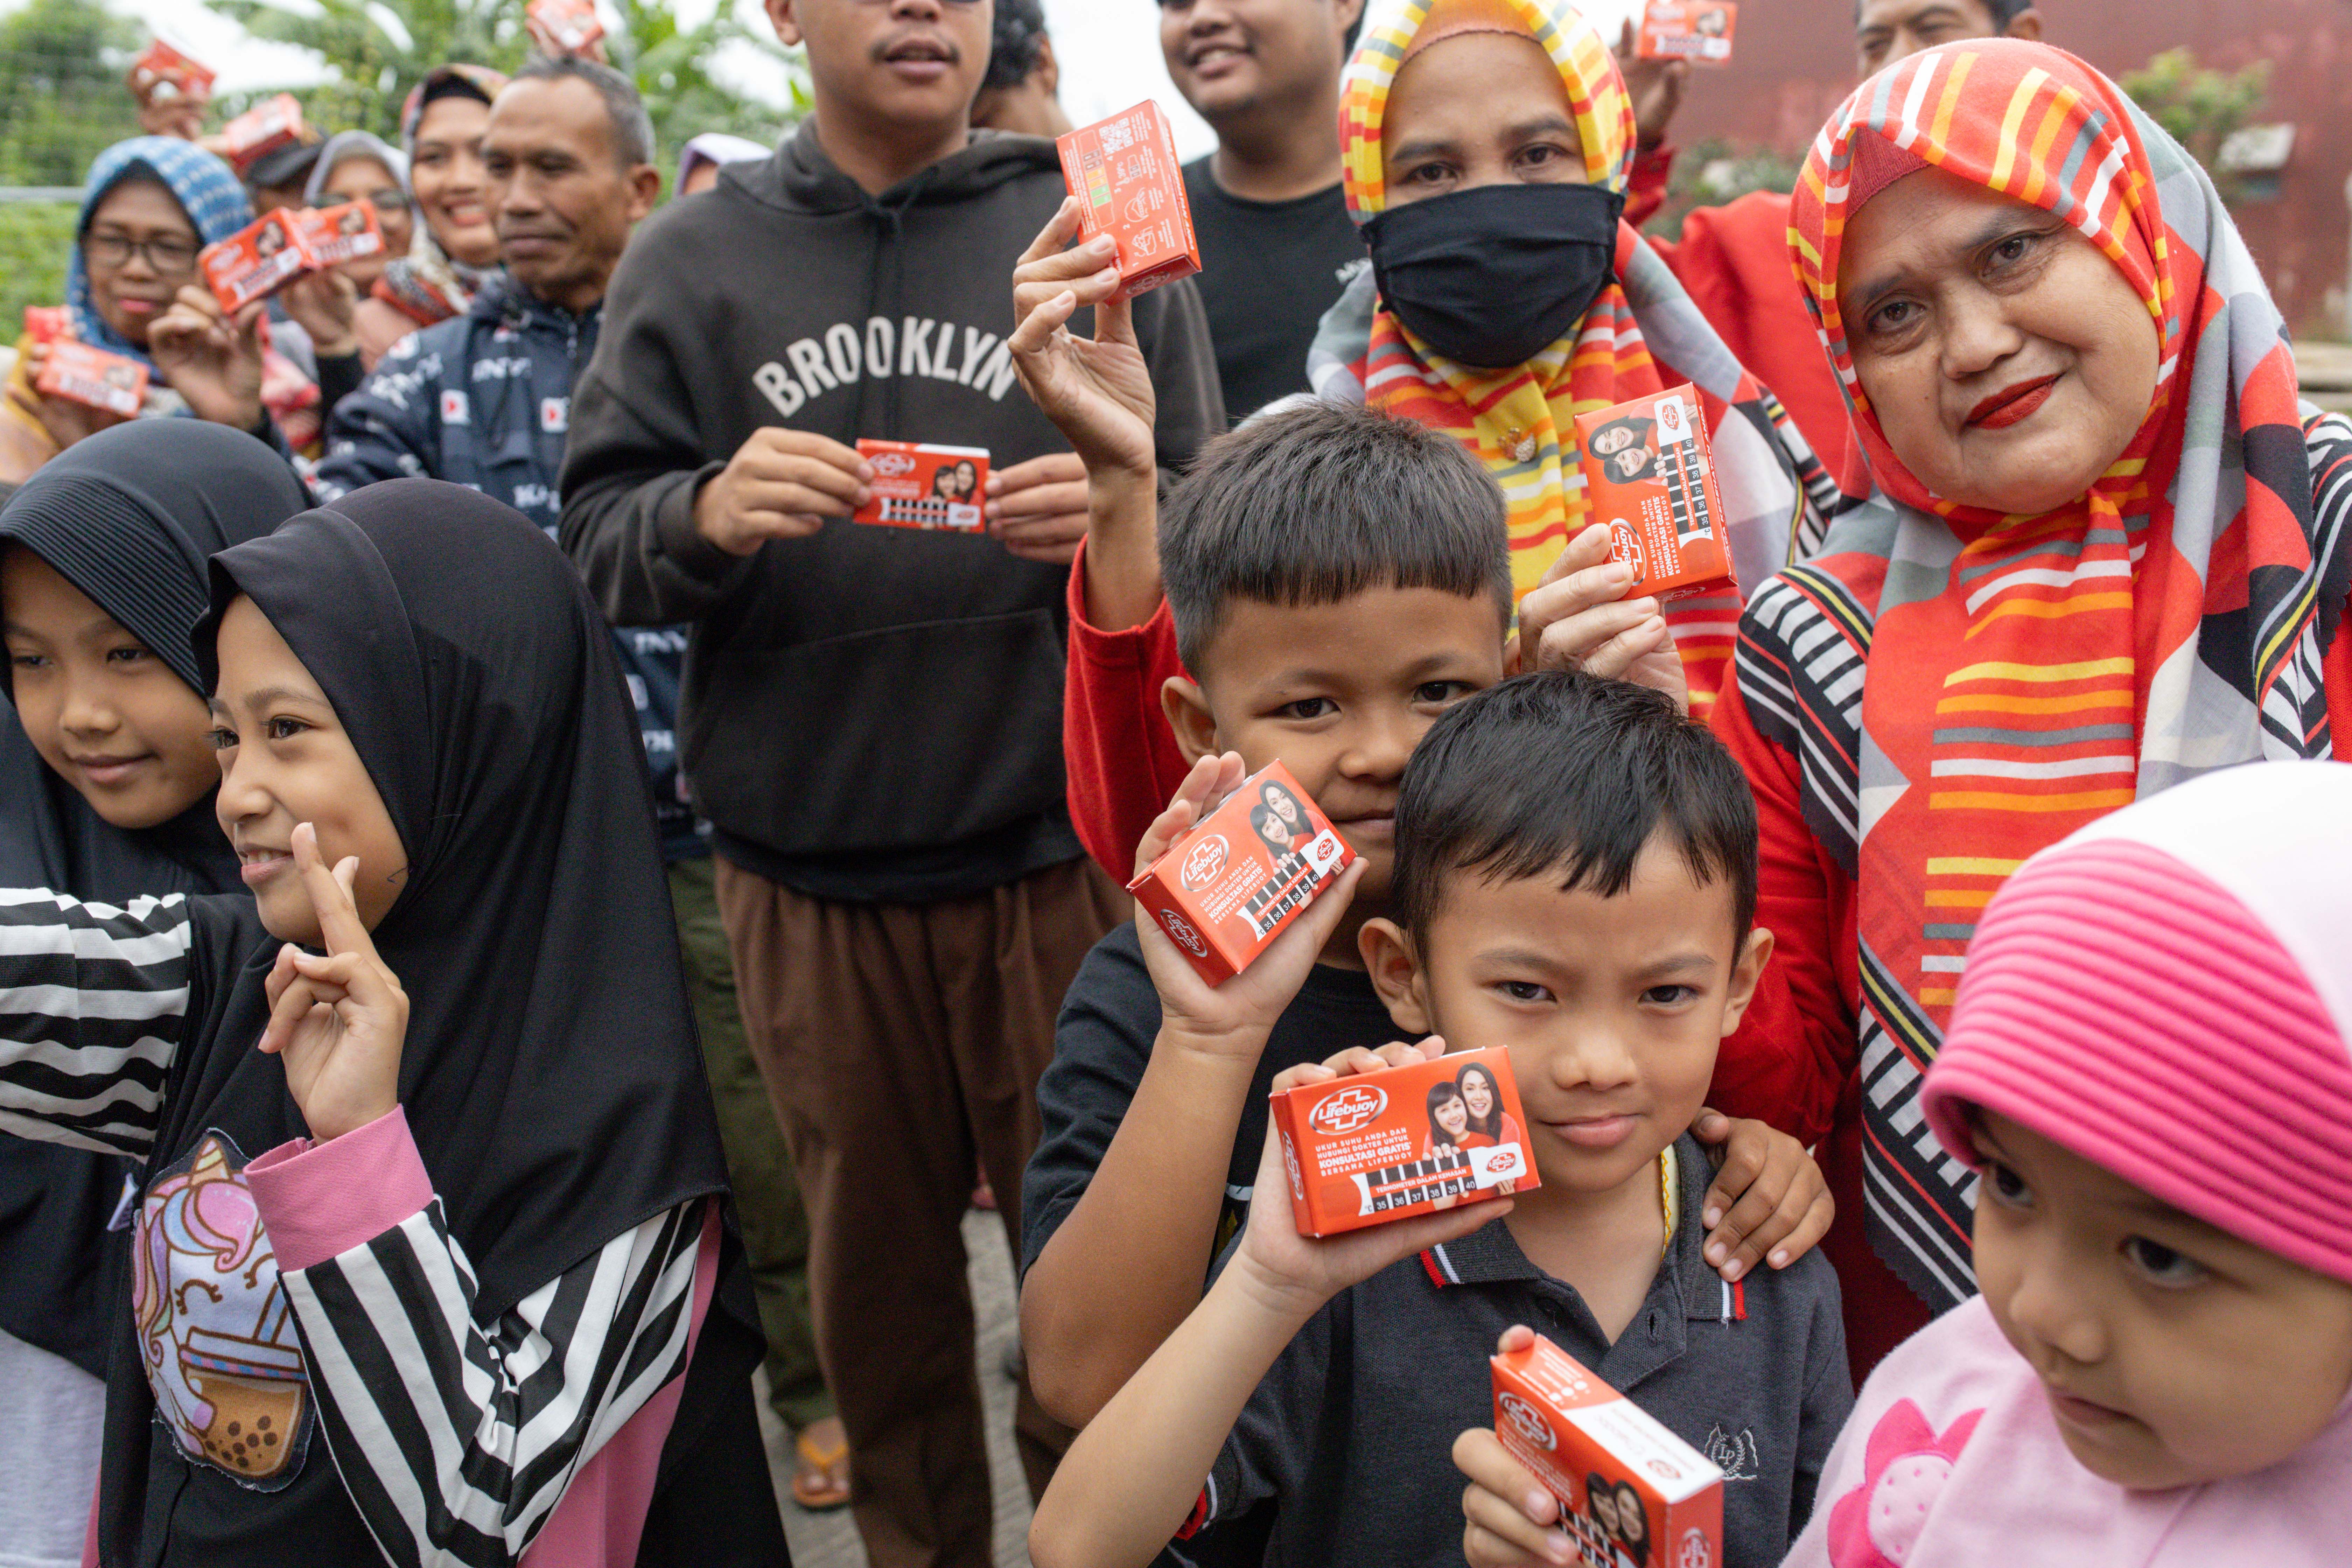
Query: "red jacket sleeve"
1640 189 1857 482
1064 537 1194 880
1706 666 1858 1150
1626 144 1676 230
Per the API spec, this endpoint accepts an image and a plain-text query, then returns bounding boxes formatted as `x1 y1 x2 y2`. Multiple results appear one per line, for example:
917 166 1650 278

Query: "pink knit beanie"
1923 761 2352 1286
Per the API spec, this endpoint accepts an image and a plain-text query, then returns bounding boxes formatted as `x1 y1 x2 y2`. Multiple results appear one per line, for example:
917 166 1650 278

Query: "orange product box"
291 201 384 268
1127 761 1354 987
128 39 216 104
219 94 308 173
526 0 606 57
853 440 990 532
1574 383 1735 603
1636 0 1737 63
1270 1045 1539 1237
199 210 315 314
1056 100 1200 303
22 306 69 346
36 341 150 419
1493 1334 1724 1568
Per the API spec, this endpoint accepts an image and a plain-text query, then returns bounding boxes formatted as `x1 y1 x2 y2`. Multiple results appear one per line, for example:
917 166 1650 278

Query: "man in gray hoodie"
560 3 1221 1563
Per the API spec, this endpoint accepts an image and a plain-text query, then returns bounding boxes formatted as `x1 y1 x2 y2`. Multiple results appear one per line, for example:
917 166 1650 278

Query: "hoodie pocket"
685 607 1067 855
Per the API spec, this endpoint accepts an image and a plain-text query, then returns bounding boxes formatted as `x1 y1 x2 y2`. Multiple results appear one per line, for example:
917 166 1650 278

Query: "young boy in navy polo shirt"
1028 672 1853 1568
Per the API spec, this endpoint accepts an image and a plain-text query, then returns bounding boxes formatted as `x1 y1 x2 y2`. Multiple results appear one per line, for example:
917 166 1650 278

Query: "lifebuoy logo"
1160 909 1208 957
1647 1457 1681 1481
870 451 917 477
1282 1133 1304 1199
1610 519 1644 581
1656 392 1693 446
1498 1392 1556 1451
1485 1148 1521 1177
1309 1084 1387 1135
1180 834 1230 892
1675 1526 1713 1568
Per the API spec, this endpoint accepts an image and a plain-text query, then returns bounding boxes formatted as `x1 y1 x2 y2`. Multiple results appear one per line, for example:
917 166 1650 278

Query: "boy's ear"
1359 917 1434 1035
1161 676 1218 768
1717 925 1775 1038
1501 629 1523 678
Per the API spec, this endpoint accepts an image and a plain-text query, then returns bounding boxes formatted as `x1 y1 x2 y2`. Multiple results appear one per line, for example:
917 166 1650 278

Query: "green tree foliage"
2119 48 2269 204
210 0 805 180
0 0 141 186
1646 139 1802 244
0 201 78 326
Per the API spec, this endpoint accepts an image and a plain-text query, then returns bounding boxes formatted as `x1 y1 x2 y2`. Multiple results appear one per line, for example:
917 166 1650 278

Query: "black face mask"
1361 182 1627 369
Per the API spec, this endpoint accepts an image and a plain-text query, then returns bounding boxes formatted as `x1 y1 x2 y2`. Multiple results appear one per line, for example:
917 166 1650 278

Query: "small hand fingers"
1463 1519 1555 1568
1015 231 1119 286
1007 288 1080 356
1462 1492 1569 1566
1559 612 1670 680
258 972 329 1055
262 942 301 1012
1532 600 1661 673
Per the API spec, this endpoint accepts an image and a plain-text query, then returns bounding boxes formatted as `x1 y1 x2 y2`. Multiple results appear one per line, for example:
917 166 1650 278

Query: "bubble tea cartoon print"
131 1132 313 1488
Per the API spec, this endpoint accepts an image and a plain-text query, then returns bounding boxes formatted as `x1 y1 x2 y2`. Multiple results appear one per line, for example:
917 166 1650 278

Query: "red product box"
526 0 606 57
290 201 385 269
219 94 308 173
1270 1045 1539 1237
1493 1334 1724 1568
1127 761 1353 986
1636 0 1738 63
853 440 990 531
199 210 315 314
1574 383 1735 603
22 306 69 346
36 341 150 419
128 39 216 105
1056 101 1200 302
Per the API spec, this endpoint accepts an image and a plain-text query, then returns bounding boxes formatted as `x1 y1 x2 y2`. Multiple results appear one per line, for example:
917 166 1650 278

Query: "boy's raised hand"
1133 751 1367 1058
1009 197 1158 484
1691 1110 1833 1281
1516 523 1688 713
1228 1042 1504 1321
257 822 411 1143
1455 1328 1580 1567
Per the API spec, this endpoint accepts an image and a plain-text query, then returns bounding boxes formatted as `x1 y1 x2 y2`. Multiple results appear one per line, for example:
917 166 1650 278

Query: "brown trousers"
715 853 1124 1568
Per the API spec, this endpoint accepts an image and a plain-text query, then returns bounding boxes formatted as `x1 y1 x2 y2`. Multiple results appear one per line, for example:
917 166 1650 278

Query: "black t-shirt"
1022 920 1412 1280
1182 158 1369 421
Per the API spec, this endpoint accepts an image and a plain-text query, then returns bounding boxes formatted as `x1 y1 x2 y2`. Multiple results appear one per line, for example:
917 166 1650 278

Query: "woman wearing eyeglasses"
0 137 306 484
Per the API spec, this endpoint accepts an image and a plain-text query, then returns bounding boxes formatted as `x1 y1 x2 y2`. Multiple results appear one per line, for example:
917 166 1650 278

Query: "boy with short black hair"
1016 394 1835 1445
1028 672 1853 1568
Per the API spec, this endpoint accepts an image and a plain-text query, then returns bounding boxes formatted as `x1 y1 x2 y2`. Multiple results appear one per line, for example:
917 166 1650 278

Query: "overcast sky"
92 0 1639 164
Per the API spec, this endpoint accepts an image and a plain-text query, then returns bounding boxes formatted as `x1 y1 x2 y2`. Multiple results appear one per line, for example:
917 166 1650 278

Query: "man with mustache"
560 2 1220 1564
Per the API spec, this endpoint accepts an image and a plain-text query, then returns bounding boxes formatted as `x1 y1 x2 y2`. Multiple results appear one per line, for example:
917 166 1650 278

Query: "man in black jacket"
559 2 1221 1563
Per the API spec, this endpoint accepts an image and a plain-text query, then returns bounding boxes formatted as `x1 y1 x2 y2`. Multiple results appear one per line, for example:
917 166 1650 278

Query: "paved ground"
756 1209 1036 1568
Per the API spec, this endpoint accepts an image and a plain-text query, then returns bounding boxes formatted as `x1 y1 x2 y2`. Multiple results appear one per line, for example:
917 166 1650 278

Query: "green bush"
0 203 78 332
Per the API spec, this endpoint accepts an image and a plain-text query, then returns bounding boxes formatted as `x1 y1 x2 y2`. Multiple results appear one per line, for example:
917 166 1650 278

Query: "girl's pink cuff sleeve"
246 1106 434 1272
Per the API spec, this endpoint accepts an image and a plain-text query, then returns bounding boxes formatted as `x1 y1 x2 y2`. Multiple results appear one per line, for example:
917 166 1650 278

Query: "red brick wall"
1669 0 2352 335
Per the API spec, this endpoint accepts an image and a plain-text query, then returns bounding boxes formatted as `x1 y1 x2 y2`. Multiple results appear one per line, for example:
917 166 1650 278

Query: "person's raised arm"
1020 752 1367 1426
1008 197 1165 631
1029 1047 1502 1568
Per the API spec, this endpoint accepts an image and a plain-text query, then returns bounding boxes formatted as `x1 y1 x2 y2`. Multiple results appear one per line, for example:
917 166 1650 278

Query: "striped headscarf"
67 137 252 362
1314 0 1828 716
1777 40 2352 1310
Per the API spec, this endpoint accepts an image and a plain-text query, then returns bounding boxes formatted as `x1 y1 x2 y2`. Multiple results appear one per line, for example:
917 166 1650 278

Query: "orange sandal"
790 1421 851 1512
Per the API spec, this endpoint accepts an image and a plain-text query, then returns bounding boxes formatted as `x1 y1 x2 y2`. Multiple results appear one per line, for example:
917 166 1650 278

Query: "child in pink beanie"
1785 760 2352 1568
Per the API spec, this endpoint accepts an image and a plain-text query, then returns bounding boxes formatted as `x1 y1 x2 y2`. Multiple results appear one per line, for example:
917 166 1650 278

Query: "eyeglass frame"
82 228 203 278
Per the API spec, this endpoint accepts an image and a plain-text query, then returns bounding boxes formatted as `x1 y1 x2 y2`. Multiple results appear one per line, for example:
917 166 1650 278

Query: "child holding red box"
1028 671 1851 1568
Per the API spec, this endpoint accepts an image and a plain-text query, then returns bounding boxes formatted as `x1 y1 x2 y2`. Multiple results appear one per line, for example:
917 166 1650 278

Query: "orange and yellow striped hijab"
1331 0 1820 715
1341 0 1647 609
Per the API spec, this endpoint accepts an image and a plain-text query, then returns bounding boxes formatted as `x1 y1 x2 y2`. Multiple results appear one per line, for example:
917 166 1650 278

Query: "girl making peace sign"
0 481 783 1565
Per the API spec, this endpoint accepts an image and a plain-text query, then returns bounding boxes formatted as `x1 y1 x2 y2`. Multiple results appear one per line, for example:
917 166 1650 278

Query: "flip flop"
790 1424 851 1512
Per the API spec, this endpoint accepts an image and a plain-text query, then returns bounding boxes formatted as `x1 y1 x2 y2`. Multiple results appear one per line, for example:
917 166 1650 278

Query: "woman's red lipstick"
1968 374 2058 430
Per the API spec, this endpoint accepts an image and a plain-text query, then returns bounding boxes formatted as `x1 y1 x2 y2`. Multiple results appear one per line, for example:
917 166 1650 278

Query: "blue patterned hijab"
66 137 252 365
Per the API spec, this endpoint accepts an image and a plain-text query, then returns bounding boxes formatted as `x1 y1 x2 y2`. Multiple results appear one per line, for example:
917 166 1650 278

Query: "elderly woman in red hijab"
1711 38 2352 1374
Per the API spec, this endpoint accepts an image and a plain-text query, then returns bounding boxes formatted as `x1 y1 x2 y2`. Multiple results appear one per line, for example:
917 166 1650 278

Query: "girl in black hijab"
0 421 305 1566
0 480 780 1564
